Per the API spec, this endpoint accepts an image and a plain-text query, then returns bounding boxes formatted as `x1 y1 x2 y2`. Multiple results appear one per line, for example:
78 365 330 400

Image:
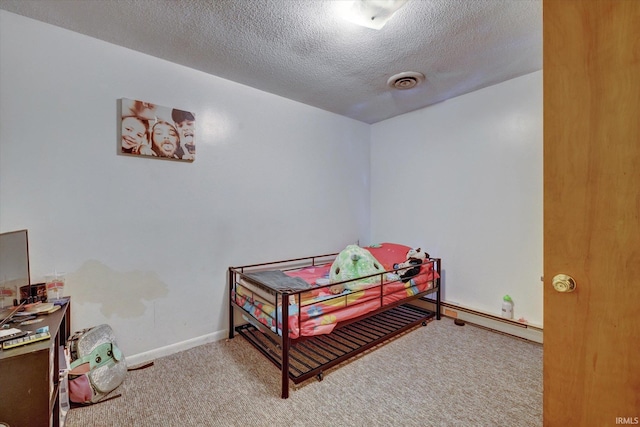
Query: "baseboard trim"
413 298 543 344
128 300 543 364
127 330 227 366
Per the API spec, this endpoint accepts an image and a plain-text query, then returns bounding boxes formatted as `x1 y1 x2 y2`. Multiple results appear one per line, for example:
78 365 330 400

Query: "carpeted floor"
65 317 542 427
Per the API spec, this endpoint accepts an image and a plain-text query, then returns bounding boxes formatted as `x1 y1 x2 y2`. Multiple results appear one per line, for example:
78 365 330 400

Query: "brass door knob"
552 274 576 292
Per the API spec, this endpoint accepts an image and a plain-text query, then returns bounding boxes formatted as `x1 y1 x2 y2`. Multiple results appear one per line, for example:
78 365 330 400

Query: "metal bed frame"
228 253 441 398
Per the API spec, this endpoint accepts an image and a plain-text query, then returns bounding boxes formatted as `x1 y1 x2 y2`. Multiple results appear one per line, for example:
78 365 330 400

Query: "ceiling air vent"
387 71 425 90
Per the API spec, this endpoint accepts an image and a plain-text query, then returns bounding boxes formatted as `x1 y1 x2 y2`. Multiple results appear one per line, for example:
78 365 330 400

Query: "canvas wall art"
120 98 195 162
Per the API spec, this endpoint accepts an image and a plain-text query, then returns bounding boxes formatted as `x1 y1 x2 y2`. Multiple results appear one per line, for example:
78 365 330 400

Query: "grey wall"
0 10 543 361
0 10 371 360
371 71 543 325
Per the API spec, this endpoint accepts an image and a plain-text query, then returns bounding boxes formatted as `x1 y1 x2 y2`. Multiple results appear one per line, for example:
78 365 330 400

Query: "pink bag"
68 375 93 403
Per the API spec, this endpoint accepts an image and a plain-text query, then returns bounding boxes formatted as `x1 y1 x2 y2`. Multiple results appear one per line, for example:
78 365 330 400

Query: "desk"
0 301 70 427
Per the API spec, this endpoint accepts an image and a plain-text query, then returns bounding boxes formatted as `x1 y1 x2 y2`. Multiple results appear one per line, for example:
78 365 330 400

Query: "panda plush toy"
393 248 429 283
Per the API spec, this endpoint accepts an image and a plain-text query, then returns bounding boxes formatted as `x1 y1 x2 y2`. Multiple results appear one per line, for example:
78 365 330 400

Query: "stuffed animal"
329 245 383 294
393 248 429 283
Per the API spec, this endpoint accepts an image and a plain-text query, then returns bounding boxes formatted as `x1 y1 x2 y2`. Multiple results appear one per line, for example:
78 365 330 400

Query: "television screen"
0 229 30 309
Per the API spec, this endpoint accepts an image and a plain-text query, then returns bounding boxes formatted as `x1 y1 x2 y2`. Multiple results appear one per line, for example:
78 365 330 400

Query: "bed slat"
235 303 435 386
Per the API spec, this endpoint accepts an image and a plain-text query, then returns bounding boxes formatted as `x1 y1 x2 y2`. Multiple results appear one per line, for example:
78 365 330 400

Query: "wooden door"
543 1 640 425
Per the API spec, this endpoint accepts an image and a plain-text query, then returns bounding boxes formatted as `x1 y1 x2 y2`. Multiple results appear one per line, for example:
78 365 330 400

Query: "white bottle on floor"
502 295 514 319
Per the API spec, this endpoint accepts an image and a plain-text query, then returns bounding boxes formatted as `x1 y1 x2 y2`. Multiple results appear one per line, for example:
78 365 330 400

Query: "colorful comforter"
233 243 439 338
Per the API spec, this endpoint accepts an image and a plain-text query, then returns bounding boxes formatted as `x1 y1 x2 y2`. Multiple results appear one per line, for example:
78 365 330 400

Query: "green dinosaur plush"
329 245 383 294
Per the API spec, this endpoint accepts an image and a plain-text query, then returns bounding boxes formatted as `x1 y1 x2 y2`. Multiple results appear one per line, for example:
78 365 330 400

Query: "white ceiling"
0 0 542 124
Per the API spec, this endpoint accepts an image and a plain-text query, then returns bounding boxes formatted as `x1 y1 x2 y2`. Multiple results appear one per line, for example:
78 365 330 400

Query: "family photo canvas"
120 98 195 162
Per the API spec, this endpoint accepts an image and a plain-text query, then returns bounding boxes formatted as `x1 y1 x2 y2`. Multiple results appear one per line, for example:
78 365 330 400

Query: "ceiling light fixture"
339 0 409 30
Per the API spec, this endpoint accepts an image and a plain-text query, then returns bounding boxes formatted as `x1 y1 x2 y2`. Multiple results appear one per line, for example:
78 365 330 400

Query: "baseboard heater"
413 297 543 344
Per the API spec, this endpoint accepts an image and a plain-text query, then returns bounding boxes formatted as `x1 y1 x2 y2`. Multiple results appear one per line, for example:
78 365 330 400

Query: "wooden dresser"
0 301 70 427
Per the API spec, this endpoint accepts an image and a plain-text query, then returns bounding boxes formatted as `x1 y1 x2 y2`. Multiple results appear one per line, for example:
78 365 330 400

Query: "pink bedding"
233 243 439 338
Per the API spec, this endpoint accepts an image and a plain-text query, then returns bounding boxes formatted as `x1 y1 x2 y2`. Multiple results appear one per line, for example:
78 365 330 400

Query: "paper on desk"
0 327 22 338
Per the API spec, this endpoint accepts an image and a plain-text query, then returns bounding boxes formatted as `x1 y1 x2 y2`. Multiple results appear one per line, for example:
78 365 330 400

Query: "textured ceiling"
0 0 542 124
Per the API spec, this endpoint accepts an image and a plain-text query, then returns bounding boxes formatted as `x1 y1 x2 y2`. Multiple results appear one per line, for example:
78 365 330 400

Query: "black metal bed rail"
235 304 435 387
230 257 442 337
228 256 443 398
230 252 339 271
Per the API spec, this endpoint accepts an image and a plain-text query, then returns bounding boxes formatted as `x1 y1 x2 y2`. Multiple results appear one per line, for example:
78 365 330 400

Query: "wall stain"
65 260 169 318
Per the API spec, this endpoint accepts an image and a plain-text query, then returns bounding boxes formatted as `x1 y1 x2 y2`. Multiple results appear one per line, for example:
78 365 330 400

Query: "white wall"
1 10 543 362
370 71 543 326
0 11 371 359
